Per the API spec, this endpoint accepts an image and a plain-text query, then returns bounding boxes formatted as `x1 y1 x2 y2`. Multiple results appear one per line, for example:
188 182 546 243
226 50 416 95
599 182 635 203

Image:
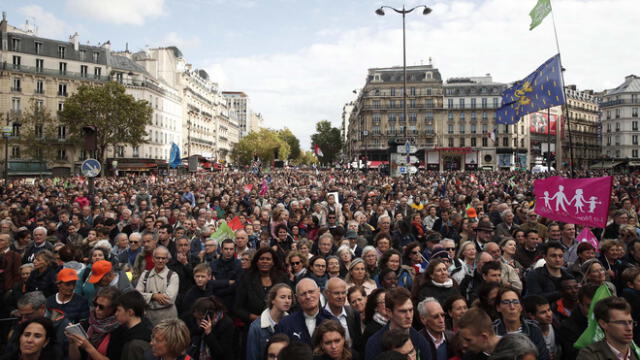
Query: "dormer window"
373 73 382 82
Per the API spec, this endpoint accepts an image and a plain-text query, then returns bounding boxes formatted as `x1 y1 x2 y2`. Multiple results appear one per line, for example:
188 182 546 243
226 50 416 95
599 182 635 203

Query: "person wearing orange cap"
85 260 132 301
46 268 89 323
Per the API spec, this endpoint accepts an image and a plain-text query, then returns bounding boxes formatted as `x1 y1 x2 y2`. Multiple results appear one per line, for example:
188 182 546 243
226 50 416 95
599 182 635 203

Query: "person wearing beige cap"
45 268 89 323
86 260 133 300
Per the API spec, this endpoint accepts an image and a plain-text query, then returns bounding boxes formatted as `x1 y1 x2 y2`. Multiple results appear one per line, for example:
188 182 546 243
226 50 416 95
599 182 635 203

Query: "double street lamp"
375 5 432 144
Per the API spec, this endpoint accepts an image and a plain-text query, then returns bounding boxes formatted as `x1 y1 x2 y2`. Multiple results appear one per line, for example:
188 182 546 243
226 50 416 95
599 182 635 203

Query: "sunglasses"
93 301 109 310
291 261 301 266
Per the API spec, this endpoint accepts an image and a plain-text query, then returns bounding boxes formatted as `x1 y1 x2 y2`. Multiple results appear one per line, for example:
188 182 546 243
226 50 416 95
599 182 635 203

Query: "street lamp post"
3 116 21 184
376 4 431 144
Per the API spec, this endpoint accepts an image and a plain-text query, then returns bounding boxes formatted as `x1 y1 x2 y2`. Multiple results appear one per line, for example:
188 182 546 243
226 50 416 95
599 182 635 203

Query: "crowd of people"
0 168 639 360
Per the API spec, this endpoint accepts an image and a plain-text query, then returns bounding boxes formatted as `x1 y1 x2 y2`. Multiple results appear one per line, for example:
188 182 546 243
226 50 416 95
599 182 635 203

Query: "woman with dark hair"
235 247 289 323
67 286 123 360
411 258 460 306
1 318 55 360
402 242 425 269
265 333 290 360
311 320 352 360
362 289 388 342
472 281 501 321
347 286 367 333
271 223 293 262
378 268 397 290
493 287 549 360
187 296 236 360
376 250 414 289
409 213 427 244
305 256 329 290
25 250 59 297
246 283 293 360
443 294 468 333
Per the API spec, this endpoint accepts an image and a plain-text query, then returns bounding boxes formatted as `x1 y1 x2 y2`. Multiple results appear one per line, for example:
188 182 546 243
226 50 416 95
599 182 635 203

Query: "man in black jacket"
21 227 53 263
557 284 597 360
418 297 454 360
209 239 242 309
525 241 574 302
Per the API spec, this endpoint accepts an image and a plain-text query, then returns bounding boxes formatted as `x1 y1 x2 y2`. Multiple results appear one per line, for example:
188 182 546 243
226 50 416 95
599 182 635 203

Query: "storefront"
425 147 478 171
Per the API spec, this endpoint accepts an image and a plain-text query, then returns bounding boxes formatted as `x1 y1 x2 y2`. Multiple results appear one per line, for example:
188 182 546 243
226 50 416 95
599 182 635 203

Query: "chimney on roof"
625 74 639 81
101 40 111 50
70 32 79 51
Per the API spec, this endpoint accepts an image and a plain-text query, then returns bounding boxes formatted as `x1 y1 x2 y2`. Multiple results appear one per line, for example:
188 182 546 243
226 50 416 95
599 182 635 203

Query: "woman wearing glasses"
492 286 549 360
305 256 329 290
67 286 123 360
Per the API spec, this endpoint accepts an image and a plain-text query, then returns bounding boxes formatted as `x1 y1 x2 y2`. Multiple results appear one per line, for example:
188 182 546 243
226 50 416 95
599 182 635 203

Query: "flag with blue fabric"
169 142 181 168
496 54 565 125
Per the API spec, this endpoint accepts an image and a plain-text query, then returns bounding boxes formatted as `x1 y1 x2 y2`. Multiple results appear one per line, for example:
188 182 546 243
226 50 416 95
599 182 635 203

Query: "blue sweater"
46 293 90 323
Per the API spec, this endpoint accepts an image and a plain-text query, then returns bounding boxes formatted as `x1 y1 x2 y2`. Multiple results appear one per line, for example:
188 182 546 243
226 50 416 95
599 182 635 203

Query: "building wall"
347 65 444 163
600 75 640 160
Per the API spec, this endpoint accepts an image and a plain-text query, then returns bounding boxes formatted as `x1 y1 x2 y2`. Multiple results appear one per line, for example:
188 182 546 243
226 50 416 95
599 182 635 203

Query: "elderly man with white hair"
22 226 53 263
134 246 179 325
418 297 454 360
495 208 519 241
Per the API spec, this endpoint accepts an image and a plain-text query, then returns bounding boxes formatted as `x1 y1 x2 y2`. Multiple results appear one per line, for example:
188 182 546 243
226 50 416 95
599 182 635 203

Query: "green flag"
529 0 552 30
574 284 611 349
210 221 236 244
574 284 640 358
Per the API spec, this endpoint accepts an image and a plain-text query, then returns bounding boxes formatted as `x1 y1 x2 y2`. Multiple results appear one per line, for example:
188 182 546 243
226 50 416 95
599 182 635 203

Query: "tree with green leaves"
277 128 301 160
310 120 342 164
15 99 64 162
58 81 153 164
231 128 290 165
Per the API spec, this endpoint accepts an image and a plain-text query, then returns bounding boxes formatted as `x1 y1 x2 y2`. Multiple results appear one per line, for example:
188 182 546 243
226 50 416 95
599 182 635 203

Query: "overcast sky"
6 0 639 148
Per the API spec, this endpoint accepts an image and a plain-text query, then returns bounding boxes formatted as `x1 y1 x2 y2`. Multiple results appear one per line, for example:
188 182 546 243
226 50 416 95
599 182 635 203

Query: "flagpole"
547 108 552 170
549 0 576 177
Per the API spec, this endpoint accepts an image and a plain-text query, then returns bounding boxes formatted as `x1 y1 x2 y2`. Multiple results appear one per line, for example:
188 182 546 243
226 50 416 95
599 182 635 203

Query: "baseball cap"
57 268 79 283
466 207 478 219
88 260 112 284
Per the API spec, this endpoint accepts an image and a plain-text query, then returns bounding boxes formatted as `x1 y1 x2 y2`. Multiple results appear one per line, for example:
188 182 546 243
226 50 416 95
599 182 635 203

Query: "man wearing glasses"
578 296 637 360
134 246 179 326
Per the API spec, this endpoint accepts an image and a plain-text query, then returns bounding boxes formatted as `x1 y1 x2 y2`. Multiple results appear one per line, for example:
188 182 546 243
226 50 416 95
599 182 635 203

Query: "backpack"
141 268 175 291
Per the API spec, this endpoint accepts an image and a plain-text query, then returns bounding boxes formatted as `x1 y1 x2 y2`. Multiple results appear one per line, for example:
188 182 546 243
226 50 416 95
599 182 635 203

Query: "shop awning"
628 161 640 167
590 161 625 169
368 161 389 168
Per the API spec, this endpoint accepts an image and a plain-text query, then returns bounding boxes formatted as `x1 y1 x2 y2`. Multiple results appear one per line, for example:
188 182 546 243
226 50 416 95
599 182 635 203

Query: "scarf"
87 311 120 349
431 279 453 288
198 311 224 360
412 221 425 237
373 312 388 326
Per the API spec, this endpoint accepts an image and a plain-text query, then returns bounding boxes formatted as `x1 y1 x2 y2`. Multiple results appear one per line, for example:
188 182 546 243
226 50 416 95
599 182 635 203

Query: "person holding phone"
187 296 235 360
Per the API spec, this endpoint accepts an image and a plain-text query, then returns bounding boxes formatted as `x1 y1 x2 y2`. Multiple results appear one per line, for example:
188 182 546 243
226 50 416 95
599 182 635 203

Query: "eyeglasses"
93 301 109 310
129 241 139 244
500 299 521 306
291 261 301 266
444 247 455 251
608 320 637 327
314 264 326 268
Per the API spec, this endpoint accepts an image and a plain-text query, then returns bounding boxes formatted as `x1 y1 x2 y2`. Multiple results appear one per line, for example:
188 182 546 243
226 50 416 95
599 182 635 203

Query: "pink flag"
576 227 600 253
533 176 612 228
243 184 253 193
259 179 268 196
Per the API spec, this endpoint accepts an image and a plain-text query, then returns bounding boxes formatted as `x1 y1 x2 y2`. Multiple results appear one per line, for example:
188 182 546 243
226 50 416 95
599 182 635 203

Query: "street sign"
409 166 418 174
405 141 411 154
396 145 417 154
81 159 101 177
408 155 419 164
399 166 407 174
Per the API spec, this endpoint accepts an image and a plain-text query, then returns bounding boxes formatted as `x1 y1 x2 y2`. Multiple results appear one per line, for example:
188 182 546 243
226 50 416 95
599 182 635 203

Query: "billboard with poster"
529 111 561 135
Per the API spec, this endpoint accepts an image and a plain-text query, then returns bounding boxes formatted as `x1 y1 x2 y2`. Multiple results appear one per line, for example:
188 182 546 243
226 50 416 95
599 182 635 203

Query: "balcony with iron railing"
445 104 500 110
2 62 106 83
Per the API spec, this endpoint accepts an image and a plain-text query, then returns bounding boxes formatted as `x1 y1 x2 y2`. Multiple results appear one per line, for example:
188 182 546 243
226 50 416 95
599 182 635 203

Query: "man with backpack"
135 246 179 326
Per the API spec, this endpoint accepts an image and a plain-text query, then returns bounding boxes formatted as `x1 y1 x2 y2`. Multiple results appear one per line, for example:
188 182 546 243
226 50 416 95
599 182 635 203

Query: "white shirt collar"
324 303 347 318
55 293 73 305
607 341 631 360
426 329 446 348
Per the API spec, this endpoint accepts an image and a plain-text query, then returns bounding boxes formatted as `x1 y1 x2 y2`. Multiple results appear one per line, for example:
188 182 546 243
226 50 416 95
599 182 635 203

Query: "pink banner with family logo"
533 176 612 228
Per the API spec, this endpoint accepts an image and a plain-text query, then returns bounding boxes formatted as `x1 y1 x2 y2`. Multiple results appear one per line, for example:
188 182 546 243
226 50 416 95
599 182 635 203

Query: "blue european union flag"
169 142 181 168
496 54 565 125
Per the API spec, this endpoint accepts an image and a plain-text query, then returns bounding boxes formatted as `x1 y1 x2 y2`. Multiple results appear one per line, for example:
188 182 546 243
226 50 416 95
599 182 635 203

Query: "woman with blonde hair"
345 258 377 295
147 318 191 360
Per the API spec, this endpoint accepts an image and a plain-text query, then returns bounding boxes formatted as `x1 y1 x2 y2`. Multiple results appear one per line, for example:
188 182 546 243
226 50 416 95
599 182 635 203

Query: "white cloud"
163 32 202 51
208 0 640 149
65 0 165 25
17 5 70 39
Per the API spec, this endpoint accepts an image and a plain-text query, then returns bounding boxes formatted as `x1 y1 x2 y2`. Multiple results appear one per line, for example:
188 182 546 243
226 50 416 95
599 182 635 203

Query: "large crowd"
0 168 639 360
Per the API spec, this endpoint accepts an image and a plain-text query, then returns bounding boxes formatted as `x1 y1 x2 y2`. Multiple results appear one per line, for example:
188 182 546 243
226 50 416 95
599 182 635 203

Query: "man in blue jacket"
275 278 334 346
365 287 432 360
